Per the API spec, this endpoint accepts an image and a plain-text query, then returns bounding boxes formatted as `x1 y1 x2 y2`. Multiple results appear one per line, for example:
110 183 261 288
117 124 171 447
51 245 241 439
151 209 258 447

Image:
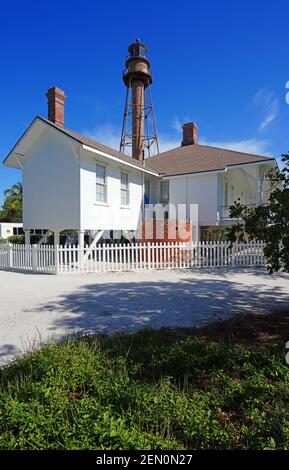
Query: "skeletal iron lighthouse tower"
120 39 159 161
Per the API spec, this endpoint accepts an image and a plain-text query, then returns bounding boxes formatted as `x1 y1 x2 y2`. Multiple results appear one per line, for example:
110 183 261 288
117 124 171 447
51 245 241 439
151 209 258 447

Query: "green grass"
0 326 289 450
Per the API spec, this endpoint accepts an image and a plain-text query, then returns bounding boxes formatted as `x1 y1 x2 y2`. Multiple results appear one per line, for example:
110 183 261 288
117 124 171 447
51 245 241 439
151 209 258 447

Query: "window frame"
95 163 107 204
160 180 169 205
120 171 130 207
144 179 150 196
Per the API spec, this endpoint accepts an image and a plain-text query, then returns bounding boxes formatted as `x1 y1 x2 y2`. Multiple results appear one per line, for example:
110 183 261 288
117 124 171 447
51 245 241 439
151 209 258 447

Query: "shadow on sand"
30 268 289 336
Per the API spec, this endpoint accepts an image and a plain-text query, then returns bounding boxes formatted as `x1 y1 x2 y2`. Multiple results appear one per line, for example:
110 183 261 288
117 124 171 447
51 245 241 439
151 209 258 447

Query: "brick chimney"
182 122 198 146
46 87 67 127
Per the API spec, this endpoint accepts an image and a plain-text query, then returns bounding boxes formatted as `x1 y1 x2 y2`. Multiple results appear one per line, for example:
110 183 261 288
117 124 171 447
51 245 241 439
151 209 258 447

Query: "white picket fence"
0 243 56 273
0 241 265 274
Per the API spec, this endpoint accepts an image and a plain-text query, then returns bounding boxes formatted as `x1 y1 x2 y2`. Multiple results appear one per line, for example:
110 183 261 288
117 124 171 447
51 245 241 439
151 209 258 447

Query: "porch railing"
221 203 257 220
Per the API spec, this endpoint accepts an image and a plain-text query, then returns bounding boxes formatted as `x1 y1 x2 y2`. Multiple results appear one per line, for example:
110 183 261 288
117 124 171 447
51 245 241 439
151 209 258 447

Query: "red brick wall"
140 219 192 263
140 219 192 243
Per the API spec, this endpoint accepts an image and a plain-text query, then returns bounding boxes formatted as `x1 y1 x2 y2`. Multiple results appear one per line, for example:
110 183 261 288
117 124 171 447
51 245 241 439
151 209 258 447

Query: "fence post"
8 243 13 268
232 243 235 267
148 243 151 270
32 244 38 272
54 245 59 274
102 243 106 272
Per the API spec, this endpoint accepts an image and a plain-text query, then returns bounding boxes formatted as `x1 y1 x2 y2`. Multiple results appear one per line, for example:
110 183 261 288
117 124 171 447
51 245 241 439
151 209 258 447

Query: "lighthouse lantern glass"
129 45 147 58
139 46 146 57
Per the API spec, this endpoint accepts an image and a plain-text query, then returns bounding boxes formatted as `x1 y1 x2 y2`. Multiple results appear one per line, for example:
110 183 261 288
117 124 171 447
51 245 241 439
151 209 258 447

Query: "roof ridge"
147 142 273 161
195 142 273 160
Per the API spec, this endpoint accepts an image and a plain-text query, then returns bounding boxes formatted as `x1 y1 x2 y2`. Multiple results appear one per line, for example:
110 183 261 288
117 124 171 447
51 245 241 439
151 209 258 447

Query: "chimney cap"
46 86 66 99
182 121 198 129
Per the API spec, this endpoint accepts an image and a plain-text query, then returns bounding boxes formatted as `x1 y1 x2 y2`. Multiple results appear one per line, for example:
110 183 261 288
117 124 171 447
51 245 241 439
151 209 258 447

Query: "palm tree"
4 182 23 200
0 182 23 222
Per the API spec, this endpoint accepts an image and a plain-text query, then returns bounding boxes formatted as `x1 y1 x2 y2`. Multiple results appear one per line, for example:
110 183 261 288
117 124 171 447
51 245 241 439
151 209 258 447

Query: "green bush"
6 231 77 245
6 234 25 244
0 329 288 450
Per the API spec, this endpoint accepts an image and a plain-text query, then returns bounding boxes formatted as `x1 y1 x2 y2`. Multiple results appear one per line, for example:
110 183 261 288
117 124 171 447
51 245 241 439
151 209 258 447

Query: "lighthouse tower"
120 39 159 161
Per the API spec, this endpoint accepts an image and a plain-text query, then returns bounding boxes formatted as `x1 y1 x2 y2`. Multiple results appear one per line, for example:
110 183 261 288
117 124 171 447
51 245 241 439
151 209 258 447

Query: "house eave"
3 116 81 168
3 116 160 176
3 117 39 169
159 158 276 179
82 144 160 176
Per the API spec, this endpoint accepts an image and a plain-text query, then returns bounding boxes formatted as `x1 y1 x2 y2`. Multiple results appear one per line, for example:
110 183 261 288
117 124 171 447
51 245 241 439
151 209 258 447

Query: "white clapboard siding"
0 241 265 274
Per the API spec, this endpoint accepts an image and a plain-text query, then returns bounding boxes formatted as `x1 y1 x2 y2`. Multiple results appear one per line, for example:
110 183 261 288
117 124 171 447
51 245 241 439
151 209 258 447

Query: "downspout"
78 145 82 235
142 170 145 216
185 175 188 219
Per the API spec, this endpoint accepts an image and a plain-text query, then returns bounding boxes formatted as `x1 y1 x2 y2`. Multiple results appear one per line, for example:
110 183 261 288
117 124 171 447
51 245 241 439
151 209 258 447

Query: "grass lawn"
0 310 289 450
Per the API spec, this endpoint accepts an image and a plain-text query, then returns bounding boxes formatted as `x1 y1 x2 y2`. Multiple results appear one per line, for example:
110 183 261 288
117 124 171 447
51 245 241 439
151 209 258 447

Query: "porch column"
54 230 60 246
193 226 201 243
24 229 31 245
256 167 262 207
78 230 85 248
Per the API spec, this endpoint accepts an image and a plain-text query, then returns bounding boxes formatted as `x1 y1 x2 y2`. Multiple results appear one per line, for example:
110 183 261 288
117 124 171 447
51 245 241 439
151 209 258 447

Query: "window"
120 171 129 206
144 179 150 204
96 164 107 203
160 181 169 205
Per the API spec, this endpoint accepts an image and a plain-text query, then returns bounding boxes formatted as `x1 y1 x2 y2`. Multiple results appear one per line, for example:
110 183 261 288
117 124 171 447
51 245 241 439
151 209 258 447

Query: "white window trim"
160 180 169 205
96 163 107 204
94 202 110 207
145 179 151 197
120 171 130 207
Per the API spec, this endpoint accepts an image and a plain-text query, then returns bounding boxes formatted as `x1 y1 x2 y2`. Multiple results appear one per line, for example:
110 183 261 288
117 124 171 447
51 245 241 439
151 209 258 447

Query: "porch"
220 203 257 221
218 164 272 223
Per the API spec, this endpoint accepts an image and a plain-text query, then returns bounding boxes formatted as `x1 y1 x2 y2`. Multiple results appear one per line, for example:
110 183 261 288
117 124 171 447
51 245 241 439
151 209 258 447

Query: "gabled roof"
144 143 275 177
3 116 275 178
3 116 159 176
37 117 154 172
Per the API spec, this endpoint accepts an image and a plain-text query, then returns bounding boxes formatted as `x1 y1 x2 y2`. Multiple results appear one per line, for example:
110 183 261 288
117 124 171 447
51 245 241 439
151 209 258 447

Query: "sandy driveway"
1 267 289 365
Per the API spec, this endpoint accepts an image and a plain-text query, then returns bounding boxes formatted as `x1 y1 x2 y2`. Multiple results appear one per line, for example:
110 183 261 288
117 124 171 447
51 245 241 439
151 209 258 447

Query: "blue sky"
1 0 288 203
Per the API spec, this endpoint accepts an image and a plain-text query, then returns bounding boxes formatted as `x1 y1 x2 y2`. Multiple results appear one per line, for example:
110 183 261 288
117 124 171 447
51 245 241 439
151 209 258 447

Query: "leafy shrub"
6 234 25 244
0 329 288 450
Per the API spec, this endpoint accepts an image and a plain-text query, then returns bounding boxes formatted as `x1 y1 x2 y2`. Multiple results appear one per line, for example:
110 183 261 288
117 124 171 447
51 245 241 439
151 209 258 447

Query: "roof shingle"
144 143 274 176
5 116 274 177
37 117 159 174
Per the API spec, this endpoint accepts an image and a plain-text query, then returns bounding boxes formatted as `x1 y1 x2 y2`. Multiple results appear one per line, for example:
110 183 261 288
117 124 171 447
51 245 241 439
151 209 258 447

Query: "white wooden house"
3 87 276 244
0 222 23 239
